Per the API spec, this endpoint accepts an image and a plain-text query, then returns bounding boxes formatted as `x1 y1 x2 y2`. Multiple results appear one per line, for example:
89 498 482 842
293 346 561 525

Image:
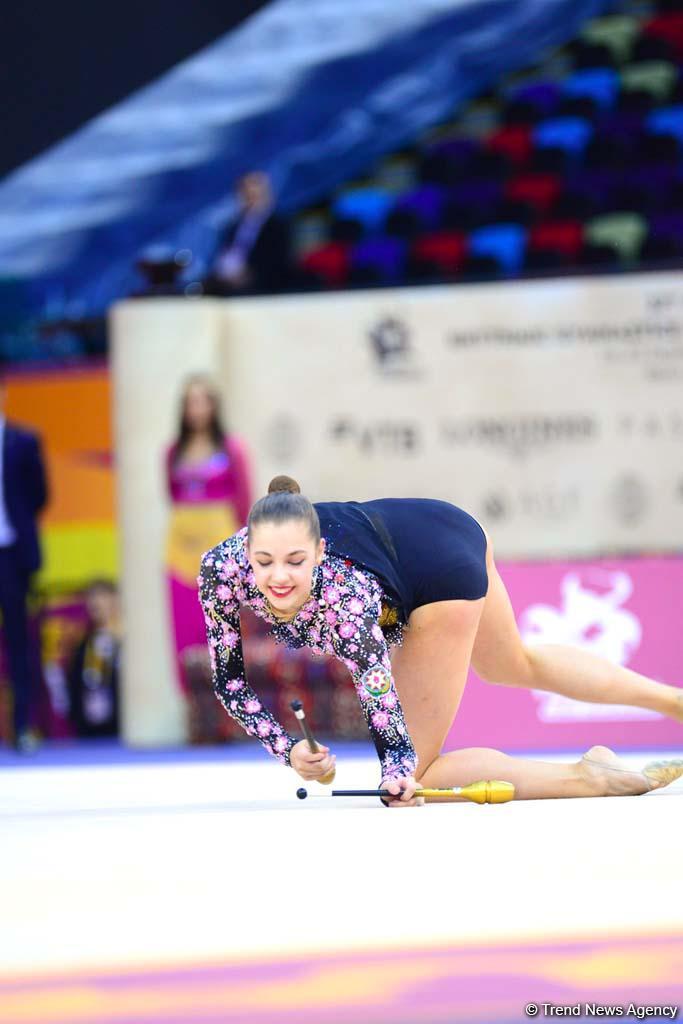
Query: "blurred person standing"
0 372 48 753
165 375 252 696
67 580 121 739
204 171 292 295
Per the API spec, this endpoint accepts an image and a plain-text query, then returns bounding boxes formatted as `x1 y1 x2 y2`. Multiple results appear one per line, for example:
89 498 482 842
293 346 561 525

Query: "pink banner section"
448 557 683 753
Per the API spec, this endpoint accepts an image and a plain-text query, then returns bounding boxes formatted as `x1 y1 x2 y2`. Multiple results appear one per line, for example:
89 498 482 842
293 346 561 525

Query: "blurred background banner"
222 269 683 558
0 366 117 744
111 270 683 747
3 365 116 590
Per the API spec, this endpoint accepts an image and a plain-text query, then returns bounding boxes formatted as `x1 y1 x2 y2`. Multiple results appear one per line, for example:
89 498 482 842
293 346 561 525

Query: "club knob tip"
296 787 308 800
290 699 303 712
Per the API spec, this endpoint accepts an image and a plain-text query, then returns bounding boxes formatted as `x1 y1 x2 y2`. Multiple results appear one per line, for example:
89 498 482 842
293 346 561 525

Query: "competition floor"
1 741 682 1024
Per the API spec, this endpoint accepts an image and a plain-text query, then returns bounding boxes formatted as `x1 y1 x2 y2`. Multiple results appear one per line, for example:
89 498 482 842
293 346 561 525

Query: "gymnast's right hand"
290 740 336 781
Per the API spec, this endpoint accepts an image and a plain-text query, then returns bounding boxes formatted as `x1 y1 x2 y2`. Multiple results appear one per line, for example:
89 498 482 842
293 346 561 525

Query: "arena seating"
294 0 683 289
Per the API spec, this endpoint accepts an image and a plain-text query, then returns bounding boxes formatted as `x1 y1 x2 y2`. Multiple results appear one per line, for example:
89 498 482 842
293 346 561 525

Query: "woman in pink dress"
165 375 252 695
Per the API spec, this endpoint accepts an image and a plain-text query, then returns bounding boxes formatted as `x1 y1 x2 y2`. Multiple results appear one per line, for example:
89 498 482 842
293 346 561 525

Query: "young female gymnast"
198 476 683 807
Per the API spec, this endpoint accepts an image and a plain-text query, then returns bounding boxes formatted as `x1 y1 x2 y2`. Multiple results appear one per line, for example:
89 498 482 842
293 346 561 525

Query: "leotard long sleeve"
198 528 417 781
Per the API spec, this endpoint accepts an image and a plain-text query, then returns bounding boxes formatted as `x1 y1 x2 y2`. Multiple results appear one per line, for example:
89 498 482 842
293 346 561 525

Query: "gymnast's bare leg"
472 532 683 722
390 536 682 800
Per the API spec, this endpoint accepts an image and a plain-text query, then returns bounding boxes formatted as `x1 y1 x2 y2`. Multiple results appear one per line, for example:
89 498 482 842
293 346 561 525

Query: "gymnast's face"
247 520 325 615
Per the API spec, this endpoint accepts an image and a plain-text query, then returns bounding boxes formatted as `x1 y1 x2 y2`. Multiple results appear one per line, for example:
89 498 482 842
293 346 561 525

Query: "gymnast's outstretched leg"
389 601 628 799
390 597 681 799
470 533 683 722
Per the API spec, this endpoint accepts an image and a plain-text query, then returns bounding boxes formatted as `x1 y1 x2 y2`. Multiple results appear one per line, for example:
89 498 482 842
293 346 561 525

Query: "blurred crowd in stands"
3 4 683 364
139 9 683 299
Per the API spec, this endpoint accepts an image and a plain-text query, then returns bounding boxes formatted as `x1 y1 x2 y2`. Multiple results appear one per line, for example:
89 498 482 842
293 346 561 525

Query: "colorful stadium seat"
507 173 562 214
290 0 683 291
646 104 683 144
585 211 647 261
533 116 594 156
563 68 620 108
582 15 640 63
620 60 677 100
508 81 562 117
445 179 503 228
487 125 533 164
333 189 394 232
643 13 683 60
468 223 527 273
375 155 419 194
625 162 679 197
300 242 350 287
350 237 408 282
395 185 448 229
649 209 683 239
529 220 584 259
410 231 467 276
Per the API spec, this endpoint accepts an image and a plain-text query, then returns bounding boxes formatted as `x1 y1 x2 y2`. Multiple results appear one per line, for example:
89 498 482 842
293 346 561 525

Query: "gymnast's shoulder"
199 527 249 580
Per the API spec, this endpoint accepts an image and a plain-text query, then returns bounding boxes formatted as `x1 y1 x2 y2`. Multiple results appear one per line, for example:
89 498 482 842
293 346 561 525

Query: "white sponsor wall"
223 274 683 559
111 272 683 744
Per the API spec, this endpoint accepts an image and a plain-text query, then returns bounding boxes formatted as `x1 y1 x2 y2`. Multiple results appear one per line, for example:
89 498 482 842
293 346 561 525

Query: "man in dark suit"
204 171 292 295
0 374 48 753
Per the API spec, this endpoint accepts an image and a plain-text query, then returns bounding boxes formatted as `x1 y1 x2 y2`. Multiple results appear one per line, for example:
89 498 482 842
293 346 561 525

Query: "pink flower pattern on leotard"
198 527 416 780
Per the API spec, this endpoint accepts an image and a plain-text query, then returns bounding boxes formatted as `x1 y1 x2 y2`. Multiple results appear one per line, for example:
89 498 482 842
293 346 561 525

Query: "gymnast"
198 476 683 807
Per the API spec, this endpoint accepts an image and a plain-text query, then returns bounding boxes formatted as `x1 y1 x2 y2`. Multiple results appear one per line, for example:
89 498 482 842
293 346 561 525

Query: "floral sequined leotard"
198 527 417 781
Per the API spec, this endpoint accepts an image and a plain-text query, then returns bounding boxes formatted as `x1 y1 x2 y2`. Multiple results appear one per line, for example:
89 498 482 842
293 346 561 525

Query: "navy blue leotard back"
314 498 488 622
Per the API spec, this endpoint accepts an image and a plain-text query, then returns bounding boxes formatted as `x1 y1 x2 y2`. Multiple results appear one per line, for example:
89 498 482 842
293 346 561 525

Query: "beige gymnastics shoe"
580 746 683 796
642 759 683 790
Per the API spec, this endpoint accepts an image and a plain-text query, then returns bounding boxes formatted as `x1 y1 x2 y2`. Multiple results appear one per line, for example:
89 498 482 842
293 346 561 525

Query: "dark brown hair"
174 374 226 461
247 475 320 544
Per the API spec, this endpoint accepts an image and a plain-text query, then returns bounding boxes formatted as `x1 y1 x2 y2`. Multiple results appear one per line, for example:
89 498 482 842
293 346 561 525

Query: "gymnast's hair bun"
267 475 301 495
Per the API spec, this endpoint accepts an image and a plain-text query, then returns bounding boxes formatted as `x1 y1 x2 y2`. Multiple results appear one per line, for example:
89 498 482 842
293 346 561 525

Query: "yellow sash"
165 503 238 586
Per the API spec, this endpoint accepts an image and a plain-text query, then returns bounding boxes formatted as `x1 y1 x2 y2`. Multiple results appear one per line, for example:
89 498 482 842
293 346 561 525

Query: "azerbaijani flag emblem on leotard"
362 667 391 697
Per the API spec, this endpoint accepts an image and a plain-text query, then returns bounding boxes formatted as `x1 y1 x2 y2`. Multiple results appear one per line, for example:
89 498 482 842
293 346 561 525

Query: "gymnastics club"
290 698 336 785
296 780 515 804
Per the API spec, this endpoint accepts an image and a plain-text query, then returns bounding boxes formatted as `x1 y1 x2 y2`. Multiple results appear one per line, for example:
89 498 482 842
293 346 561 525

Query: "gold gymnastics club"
296 780 515 803
290 698 336 785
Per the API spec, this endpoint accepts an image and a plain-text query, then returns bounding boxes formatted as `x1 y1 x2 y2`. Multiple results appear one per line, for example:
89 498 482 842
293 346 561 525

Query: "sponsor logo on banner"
368 317 421 378
329 418 422 455
220 270 683 556
482 493 510 523
608 474 650 527
519 568 659 722
263 415 302 461
617 413 683 440
481 486 579 524
439 416 597 460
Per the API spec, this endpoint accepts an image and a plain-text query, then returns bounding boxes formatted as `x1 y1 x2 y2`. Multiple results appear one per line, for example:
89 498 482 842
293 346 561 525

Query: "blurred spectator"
164 374 252 699
0 372 48 753
204 171 292 295
67 580 121 738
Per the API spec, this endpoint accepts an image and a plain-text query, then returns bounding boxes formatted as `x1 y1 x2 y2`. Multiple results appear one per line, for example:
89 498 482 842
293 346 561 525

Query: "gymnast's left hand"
381 775 423 808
